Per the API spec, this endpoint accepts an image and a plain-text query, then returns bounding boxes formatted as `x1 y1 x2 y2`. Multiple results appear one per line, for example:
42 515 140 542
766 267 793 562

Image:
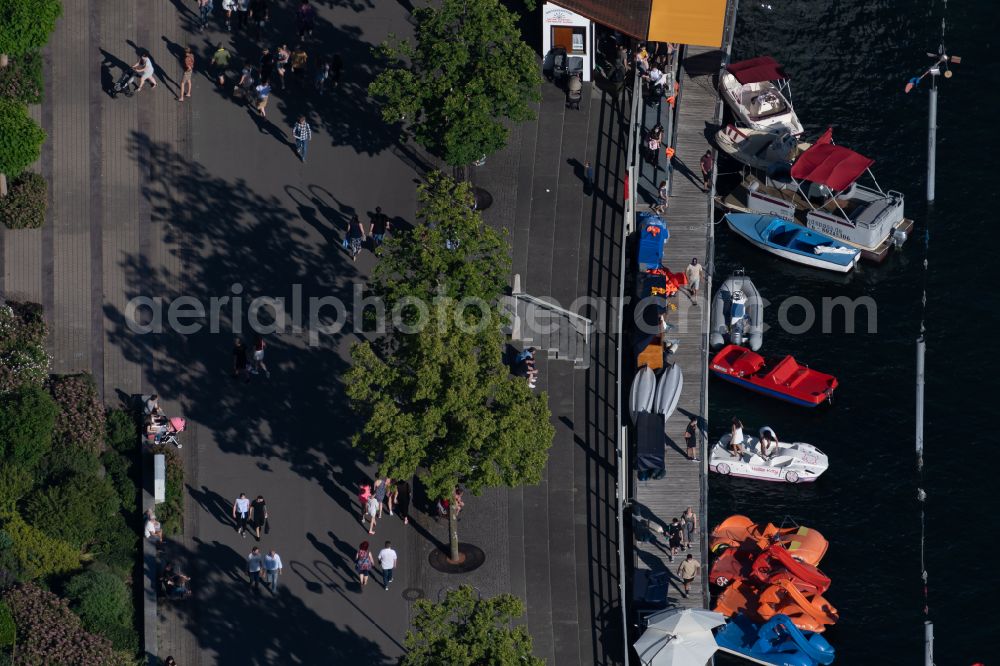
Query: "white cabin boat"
719 56 804 136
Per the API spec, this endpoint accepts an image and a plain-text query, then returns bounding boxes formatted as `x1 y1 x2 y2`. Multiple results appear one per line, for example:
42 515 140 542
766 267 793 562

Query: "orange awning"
648 0 727 48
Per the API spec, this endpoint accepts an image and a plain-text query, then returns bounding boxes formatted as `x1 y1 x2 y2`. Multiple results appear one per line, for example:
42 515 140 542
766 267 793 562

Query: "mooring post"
924 620 934 666
916 336 926 470
927 82 937 202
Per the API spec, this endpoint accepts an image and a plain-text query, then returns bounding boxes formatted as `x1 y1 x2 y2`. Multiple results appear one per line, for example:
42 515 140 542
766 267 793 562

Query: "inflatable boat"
710 272 763 351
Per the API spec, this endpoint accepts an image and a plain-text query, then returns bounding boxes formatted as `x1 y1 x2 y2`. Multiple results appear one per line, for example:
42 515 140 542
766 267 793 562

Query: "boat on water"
710 515 829 566
710 271 764 350
717 133 913 262
711 541 832 593
710 344 838 407
715 613 836 666
710 431 828 484
715 124 810 171
720 56 804 136
725 213 859 273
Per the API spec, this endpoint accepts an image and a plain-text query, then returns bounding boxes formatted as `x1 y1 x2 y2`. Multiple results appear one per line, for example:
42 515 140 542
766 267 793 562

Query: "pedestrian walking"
681 506 698 550
251 336 270 377
666 518 683 561
314 57 330 94
378 541 397 591
355 541 374 587
373 478 388 518
700 149 714 190
249 0 269 39
235 0 249 30
235 63 256 103
290 44 308 88
364 493 379 534
677 553 701 598
259 47 275 84
296 0 316 39
385 479 398 516
685 258 705 300
584 160 594 195
178 47 194 102
211 43 231 87
345 214 366 262
292 115 312 162
221 0 236 30
198 0 213 31
368 207 390 247
275 44 290 90
233 492 251 537
684 418 699 461
395 480 411 525
264 549 282 592
247 546 262 590
653 179 669 214
132 53 158 92
232 337 250 382
250 495 268 540
358 482 372 522
254 79 271 116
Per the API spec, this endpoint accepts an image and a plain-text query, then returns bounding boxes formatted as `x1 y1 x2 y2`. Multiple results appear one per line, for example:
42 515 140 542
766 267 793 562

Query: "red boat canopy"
725 56 788 85
790 143 874 191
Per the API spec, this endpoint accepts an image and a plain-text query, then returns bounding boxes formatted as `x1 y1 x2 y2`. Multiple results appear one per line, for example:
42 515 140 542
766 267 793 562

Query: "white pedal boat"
710 430 828 483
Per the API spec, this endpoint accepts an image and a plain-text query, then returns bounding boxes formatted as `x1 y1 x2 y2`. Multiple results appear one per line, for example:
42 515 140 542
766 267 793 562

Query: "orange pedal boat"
714 579 839 633
710 514 828 566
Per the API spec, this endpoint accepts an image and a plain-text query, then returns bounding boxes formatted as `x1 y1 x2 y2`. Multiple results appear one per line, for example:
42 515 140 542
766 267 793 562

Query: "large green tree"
368 0 541 167
402 585 543 666
347 173 553 562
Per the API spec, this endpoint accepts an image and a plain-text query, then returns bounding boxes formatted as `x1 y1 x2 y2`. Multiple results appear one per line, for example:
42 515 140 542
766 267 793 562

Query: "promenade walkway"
0 1 628 664
630 45 723 622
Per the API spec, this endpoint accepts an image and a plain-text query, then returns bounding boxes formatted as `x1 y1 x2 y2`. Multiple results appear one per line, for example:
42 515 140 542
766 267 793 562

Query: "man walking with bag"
292 116 311 162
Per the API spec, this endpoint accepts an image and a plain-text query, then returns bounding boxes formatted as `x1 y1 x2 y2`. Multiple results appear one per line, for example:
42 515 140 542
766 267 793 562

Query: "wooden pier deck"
632 45 723 616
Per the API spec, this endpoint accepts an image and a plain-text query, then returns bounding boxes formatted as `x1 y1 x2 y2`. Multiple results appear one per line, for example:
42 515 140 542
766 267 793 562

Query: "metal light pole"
904 29 960 203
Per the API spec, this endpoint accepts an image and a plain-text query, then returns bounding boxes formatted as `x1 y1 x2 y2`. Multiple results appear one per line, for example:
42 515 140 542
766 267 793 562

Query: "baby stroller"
112 68 136 98
160 417 187 449
550 47 568 82
566 73 582 110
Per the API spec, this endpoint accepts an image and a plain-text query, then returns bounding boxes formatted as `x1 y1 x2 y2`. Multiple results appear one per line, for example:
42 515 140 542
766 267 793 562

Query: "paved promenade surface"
1 1 627 664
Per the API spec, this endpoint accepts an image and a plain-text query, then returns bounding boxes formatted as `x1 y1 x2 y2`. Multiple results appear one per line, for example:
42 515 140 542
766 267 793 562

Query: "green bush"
24 473 118 549
0 512 80 580
0 51 43 104
43 438 100 478
105 408 138 454
64 569 138 653
0 0 63 58
49 373 106 455
3 582 132 666
0 171 47 229
102 450 135 512
0 98 46 179
150 445 184 536
0 464 34 514
92 513 138 579
0 600 14 647
0 302 47 350
0 384 58 469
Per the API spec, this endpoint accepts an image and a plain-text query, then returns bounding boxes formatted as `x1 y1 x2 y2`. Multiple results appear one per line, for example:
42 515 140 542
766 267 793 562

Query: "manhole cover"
401 587 425 601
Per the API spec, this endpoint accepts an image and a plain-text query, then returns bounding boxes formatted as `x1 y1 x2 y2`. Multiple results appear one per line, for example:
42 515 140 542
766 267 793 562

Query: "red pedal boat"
710 344 837 407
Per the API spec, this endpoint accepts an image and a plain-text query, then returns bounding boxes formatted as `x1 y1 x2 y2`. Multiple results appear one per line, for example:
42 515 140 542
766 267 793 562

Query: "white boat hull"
725 216 857 273
710 434 828 483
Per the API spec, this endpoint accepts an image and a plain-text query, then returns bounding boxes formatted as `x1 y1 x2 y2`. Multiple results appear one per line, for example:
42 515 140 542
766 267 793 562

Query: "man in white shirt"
143 510 163 543
247 547 263 591
232 493 251 537
377 541 398 590
264 549 282 592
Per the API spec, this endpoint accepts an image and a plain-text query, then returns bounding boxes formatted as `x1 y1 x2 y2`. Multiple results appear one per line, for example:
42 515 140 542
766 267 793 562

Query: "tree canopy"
346 172 553 505
368 0 541 167
0 97 46 178
0 0 62 58
402 585 543 666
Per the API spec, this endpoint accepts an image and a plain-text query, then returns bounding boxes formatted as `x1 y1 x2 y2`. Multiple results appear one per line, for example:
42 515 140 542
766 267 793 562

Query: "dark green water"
710 0 999 663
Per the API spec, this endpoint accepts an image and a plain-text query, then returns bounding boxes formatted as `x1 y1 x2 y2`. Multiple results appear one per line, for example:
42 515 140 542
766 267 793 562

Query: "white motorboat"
715 124 811 171
719 56 804 136
717 132 914 262
710 430 828 484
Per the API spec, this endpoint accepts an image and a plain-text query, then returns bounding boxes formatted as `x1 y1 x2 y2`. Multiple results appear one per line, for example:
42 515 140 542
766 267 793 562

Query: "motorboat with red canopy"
710 344 838 407
717 129 913 262
720 56 804 136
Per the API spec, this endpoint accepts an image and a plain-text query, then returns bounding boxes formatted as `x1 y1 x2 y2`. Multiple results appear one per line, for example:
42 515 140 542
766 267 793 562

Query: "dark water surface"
710 1 1000 663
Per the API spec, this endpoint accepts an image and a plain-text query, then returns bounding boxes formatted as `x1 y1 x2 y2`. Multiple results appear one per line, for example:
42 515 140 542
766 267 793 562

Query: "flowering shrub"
0 51 43 104
48 373 106 455
0 171 48 229
3 583 131 666
0 302 50 395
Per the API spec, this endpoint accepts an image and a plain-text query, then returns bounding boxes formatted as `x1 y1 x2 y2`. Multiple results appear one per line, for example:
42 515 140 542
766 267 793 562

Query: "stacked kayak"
711 515 839 635
716 612 835 666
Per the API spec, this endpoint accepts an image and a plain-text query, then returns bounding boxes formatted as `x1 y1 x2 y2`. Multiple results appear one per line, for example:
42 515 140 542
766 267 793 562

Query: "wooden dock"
631 45 723 616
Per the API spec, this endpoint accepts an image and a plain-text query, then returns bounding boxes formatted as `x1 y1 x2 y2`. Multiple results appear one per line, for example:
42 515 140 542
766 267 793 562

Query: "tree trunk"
448 499 460 562
0 173 7 198
0 53 8 68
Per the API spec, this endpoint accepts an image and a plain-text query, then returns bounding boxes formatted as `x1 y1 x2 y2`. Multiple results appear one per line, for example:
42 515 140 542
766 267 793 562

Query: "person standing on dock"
685 258 705 301
699 150 714 190
677 554 701 598
683 418 698 461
